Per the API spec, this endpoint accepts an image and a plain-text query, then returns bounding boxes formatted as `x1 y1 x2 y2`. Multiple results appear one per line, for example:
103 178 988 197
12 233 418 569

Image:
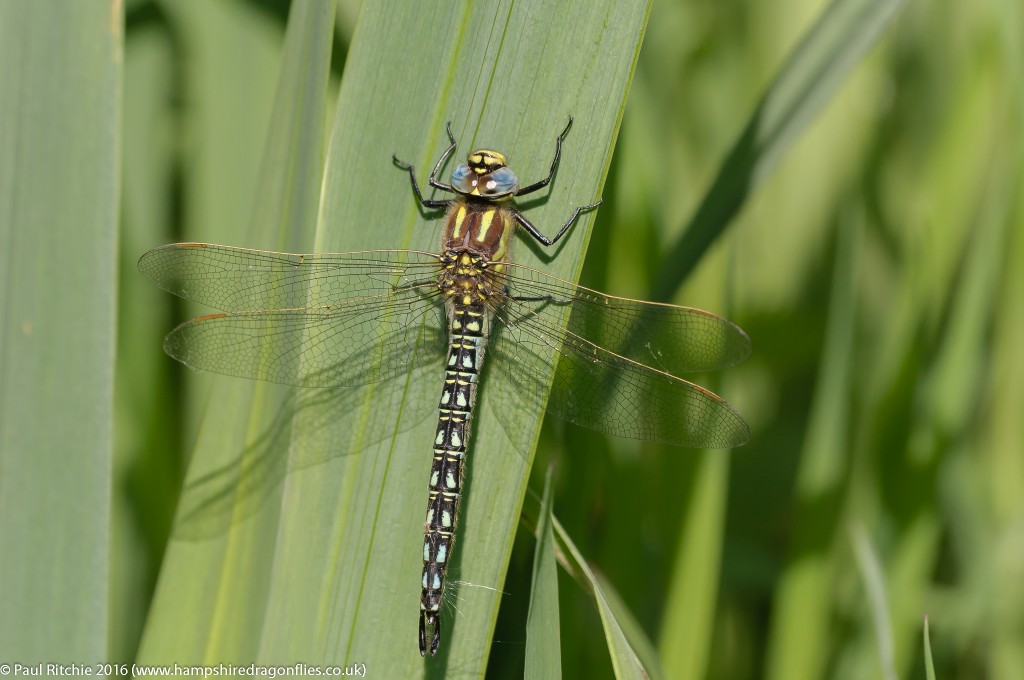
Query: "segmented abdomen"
419 301 489 656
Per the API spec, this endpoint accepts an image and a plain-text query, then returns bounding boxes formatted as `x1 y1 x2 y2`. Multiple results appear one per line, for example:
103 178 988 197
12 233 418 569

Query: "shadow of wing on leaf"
173 321 445 540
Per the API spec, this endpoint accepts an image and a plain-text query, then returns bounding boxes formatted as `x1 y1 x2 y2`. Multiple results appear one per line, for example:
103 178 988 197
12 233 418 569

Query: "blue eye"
451 164 473 192
486 167 518 195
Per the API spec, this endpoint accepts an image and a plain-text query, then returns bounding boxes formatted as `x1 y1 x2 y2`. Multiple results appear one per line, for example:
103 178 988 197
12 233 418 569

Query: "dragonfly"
138 118 751 657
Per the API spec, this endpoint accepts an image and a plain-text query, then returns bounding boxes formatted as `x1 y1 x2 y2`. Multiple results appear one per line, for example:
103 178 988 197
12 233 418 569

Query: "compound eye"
483 167 518 196
451 164 473 193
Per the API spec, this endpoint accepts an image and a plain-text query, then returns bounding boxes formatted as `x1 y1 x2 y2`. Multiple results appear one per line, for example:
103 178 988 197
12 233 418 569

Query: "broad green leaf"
115 18 179 662
243 0 650 674
652 0 908 300
0 0 120 662
525 468 561 679
137 0 650 673
136 0 333 662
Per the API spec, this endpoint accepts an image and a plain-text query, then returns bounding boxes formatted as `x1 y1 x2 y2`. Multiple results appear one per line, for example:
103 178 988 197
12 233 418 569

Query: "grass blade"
923 616 935 680
765 211 861 680
850 522 899 680
521 491 664 679
652 0 908 299
0 0 120 662
525 467 561 679
657 449 730 679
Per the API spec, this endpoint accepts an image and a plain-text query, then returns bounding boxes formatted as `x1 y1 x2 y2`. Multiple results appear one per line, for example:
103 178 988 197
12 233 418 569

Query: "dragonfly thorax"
437 251 504 306
441 201 515 265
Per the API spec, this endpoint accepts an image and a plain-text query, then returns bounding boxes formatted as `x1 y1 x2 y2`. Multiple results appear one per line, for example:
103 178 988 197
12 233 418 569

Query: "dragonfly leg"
392 277 441 295
394 122 460 209
513 200 602 247
516 117 574 196
392 154 452 210
505 286 572 305
427 122 459 192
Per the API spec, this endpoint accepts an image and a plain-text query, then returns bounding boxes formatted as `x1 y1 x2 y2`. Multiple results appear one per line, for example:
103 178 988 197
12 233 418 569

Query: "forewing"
138 242 440 312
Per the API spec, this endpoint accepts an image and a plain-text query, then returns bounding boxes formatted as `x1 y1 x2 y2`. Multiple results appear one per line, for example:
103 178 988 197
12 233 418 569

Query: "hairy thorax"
437 201 514 306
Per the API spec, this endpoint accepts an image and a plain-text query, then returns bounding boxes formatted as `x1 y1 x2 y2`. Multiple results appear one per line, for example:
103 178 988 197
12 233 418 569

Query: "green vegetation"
1 0 1019 677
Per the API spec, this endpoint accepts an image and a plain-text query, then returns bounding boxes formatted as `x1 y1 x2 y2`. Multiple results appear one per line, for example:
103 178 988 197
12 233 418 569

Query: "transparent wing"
490 296 749 448
139 243 447 387
140 242 749 444
165 289 446 388
174 348 443 540
138 242 441 312
503 262 750 374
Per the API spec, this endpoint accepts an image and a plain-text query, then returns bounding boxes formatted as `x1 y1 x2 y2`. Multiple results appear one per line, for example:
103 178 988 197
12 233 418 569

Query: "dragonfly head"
451 149 519 200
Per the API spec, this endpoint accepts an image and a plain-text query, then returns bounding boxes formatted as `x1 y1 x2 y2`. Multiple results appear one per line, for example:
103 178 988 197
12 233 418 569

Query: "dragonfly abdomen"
420 301 489 656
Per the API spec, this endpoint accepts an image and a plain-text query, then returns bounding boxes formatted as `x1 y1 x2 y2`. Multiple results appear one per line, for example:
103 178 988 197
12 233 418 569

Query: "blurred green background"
1 0 1021 677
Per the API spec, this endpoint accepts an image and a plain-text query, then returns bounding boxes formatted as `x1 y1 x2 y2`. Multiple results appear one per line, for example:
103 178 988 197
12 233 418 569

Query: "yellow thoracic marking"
451 204 467 239
493 233 509 263
476 209 496 242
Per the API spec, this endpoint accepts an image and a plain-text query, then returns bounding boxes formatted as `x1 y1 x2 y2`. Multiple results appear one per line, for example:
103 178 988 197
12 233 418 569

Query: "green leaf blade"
253 0 652 672
526 468 561 679
0 0 121 662
652 0 909 299
136 0 335 663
